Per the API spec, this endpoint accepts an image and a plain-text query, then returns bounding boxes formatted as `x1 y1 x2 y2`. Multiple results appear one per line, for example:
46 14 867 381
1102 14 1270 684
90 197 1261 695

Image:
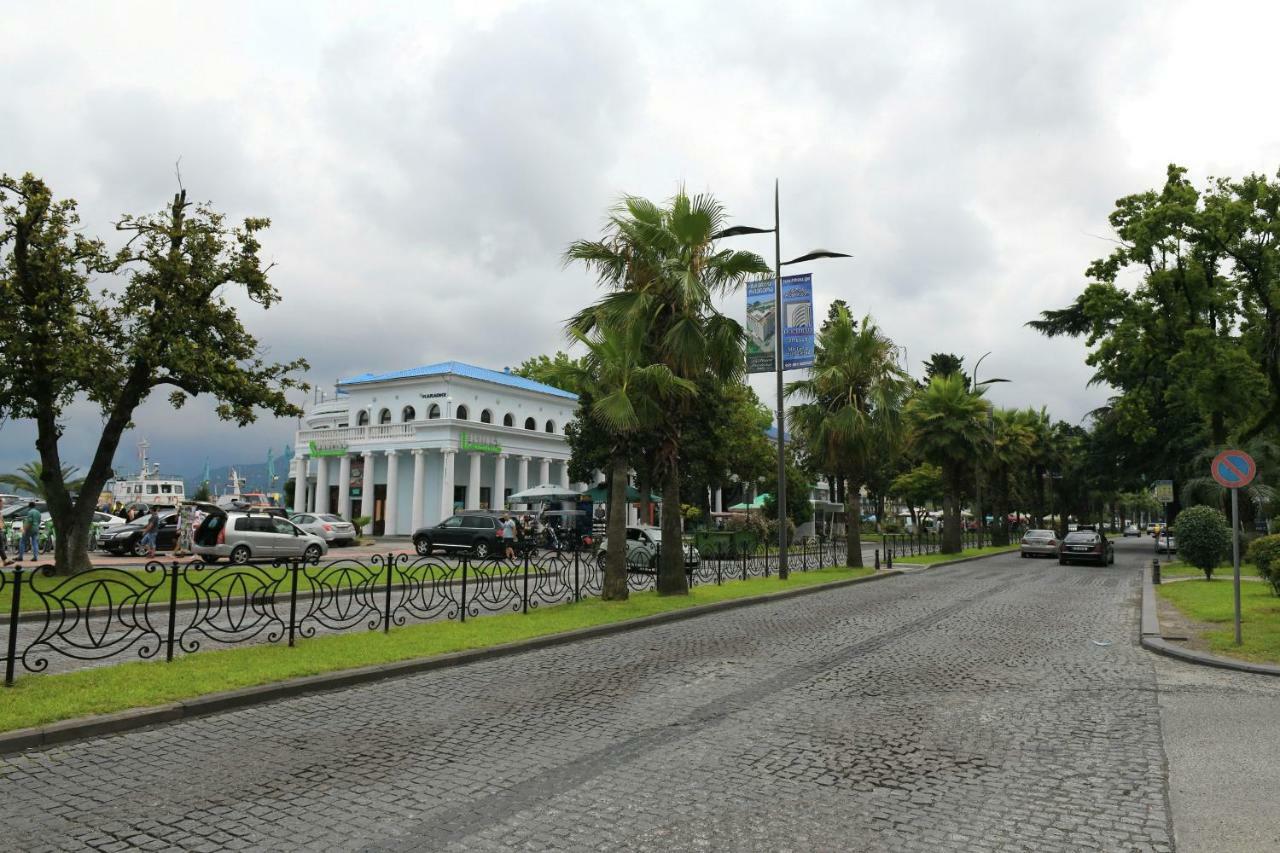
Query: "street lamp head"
781 249 853 265
713 225 776 239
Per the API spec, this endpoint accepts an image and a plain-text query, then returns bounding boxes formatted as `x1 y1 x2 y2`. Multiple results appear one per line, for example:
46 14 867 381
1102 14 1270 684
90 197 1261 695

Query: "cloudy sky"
3 0 1279 481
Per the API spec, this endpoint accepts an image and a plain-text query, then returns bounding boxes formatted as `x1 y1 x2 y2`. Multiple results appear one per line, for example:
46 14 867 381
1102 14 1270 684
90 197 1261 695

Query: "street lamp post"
715 180 851 579
969 352 1008 550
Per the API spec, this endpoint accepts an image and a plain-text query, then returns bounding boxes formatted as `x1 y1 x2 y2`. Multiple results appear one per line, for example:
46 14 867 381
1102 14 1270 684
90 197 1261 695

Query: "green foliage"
1174 505 1232 580
922 352 965 383
0 461 86 499
904 375 989 552
0 174 307 573
1246 534 1280 595
352 515 372 536
889 463 943 509
726 512 769 544
761 450 813 526
191 481 212 502
513 351 589 397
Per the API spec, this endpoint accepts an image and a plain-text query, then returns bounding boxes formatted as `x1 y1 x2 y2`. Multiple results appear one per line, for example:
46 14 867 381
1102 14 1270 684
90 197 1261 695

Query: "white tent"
506 484 585 503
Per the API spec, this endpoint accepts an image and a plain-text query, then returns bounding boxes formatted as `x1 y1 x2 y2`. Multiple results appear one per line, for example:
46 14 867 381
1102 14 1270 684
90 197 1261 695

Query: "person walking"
140 507 160 559
17 501 41 562
0 494 9 567
501 514 517 560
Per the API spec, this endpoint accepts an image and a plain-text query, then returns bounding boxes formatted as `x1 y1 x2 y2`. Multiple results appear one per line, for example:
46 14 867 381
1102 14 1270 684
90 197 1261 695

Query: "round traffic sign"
1211 450 1257 489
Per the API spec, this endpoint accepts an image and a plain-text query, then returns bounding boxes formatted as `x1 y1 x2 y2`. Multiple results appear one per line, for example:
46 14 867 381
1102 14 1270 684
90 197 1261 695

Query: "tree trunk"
601 451 629 601
637 464 652 527
657 461 687 595
990 473 1011 546
941 467 962 553
845 488 863 567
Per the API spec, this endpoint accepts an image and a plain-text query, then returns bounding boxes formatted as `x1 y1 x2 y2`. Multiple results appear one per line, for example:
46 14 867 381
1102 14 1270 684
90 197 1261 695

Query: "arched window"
480 409 493 424
456 405 469 420
379 408 391 425
503 413 514 427
402 405 416 422
524 417 536 430
357 410 370 426
545 419 556 434
428 404 441 419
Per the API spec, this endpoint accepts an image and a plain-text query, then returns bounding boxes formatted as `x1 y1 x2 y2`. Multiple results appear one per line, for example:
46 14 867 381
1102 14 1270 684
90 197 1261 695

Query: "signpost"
1212 450 1257 645
1153 480 1174 562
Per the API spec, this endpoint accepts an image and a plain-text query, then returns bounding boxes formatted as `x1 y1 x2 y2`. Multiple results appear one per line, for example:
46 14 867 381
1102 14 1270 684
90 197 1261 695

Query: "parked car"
99 512 180 556
595 525 701 571
1156 534 1177 554
289 512 358 546
412 514 504 558
1123 524 1141 537
193 510 327 563
1019 529 1059 559
1058 530 1114 566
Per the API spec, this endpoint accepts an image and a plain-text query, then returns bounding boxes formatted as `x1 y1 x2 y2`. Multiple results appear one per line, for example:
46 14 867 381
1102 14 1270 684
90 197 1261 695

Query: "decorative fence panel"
3 538 852 684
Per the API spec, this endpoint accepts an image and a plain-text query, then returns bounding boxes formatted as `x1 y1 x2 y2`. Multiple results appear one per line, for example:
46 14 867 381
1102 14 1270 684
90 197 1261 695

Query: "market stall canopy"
506 484 586 503
728 493 771 511
583 484 661 503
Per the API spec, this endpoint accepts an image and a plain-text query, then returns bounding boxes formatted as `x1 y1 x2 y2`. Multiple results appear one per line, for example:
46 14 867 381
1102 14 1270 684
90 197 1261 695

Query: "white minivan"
194 510 328 563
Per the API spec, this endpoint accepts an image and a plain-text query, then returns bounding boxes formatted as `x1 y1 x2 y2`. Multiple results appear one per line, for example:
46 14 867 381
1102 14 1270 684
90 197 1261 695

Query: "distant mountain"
184 460 294 497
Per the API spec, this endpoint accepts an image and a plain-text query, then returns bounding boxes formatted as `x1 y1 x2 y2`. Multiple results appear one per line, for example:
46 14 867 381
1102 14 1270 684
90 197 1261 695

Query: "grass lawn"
1159 560 1260 580
0 560 531 613
0 565 875 734
895 544 1020 565
1157 578 1280 664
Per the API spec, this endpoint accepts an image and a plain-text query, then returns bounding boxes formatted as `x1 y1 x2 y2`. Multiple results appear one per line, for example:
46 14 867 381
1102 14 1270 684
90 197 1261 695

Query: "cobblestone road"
0 543 1173 851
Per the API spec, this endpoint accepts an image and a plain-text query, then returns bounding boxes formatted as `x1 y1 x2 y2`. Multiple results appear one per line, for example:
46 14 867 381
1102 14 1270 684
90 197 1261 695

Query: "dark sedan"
98 512 179 556
1058 530 1114 566
411 514 504 558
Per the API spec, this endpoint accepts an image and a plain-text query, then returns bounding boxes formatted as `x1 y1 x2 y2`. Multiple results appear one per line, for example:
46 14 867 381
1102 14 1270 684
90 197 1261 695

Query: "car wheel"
414 537 433 557
130 539 147 557
303 544 322 561
472 540 491 559
1020 552 1028 559
230 544 251 564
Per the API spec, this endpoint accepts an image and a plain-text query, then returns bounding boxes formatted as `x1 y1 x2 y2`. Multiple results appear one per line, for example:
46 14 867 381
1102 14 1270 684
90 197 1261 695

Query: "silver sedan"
1020 529 1059 559
289 513 358 546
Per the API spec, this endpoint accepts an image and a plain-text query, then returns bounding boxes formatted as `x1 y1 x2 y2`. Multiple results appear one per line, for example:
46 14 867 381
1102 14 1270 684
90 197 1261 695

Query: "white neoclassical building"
292 361 578 535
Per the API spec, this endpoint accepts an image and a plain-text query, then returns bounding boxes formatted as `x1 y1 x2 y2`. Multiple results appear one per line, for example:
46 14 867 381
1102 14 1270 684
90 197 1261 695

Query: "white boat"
107 439 186 508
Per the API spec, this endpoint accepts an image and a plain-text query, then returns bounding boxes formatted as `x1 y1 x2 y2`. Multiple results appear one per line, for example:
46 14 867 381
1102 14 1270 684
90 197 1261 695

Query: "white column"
517 456 530 509
384 451 400 536
293 454 308 513
439 449 456 521
560 461 570 488
359 451 375 524
715 487 723 513
411 449 426 531
314 456 330 514
467 453 482 509
539 458 551 486
337 454 352 519
494 454 507 510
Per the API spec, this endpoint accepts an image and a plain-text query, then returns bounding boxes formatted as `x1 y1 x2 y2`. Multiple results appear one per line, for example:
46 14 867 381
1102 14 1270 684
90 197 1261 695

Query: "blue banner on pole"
745 278 776 374
780 273 814 369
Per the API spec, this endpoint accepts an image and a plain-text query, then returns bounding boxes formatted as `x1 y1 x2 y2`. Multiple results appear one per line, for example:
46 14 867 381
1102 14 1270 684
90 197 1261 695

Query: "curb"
0 568 902 756
1140 560 1280 677
892 547 1021 571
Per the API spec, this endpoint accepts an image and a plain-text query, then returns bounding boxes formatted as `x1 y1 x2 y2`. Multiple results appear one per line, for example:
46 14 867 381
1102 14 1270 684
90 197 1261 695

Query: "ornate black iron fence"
878 530 982 565
2 538 853 684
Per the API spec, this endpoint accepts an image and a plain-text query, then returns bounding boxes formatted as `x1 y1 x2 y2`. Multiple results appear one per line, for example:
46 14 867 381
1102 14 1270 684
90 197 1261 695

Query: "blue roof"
338 361 578 400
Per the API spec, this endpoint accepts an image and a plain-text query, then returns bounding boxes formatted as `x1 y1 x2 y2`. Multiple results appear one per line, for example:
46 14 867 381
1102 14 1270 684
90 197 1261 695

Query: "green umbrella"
728 493 770 511
583 484 661 503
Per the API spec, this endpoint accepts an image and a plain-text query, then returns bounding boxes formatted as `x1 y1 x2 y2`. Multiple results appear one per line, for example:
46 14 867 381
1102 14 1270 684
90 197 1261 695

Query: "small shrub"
1247 534 1280 596
353 515 372 536
881 521 904 534
1174 505 1231 580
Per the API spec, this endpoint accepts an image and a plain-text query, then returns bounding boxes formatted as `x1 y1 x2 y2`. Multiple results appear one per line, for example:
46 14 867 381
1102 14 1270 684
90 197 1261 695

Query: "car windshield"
1026 530 1054 537
1064 532 1099 543
318 514 344 522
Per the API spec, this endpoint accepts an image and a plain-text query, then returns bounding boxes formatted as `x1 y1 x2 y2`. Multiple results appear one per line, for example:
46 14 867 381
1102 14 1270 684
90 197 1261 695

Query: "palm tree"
550 321 695 600
985 409 1036 545
787 308 911 567
0 461 86 499
904 375 990 553
566 190 770 594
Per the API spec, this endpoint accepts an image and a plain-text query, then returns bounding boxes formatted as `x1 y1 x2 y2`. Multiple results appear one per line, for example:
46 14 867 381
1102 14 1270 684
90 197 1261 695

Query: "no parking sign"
1211 450 1256 489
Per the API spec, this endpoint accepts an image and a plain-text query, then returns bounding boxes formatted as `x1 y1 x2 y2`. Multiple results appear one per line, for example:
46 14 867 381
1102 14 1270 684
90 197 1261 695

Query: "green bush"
1174 505 1232 580
1247 534 1280 595
353 515 372 536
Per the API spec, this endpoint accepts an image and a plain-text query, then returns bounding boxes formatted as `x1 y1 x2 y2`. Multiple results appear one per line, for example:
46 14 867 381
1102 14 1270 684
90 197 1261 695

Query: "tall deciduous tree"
787 308 911 566
904 375 989 553
0 174 308 573
566 190 769 594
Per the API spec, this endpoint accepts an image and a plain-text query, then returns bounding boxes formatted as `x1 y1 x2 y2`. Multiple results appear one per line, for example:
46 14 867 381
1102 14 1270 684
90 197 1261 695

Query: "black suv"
412 514 504 558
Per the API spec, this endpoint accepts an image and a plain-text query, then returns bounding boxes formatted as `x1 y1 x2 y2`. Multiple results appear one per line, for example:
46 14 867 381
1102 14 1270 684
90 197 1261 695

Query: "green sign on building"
308 441 349 458
459 432 502 454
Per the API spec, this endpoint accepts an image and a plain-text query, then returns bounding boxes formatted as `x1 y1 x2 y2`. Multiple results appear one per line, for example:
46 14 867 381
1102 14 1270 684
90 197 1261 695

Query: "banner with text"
745 273 814 373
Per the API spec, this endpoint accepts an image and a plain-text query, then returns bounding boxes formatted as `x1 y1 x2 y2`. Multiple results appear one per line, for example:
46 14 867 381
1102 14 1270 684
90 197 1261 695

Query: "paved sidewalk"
0 548 1171 851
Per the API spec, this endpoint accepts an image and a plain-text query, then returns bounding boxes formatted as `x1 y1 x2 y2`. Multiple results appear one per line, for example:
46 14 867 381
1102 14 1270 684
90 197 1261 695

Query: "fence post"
742 545 748 582
460 556 468 623
287 559 300 647
716 549 722 585
573 547 580 603
764 538 770 578
875 549 880 570
887 549 893 570
165 562 180 663
383 552 394 633
522 550 530 614
5 567 22 686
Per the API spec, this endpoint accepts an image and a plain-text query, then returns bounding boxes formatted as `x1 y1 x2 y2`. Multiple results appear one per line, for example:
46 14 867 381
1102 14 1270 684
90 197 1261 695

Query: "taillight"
1048 539 1057 547
323 524 333 532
